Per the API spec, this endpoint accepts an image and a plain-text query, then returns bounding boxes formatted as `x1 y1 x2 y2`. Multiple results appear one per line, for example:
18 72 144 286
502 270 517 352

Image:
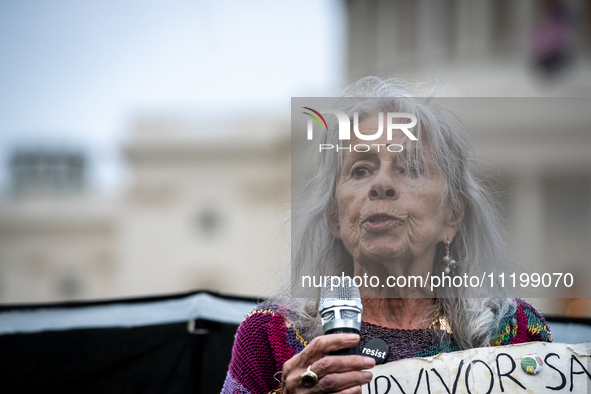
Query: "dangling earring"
440 241 456 276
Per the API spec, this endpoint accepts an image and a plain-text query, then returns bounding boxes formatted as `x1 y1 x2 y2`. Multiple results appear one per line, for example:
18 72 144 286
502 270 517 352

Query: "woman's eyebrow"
347 150 381 163
349 150 374 159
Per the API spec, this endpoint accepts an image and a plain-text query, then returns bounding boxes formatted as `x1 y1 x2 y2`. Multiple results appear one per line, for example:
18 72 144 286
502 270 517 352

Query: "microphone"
319 277 363 355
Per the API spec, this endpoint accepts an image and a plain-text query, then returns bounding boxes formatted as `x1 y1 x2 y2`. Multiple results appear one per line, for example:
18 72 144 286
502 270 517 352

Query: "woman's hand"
280 334 375 394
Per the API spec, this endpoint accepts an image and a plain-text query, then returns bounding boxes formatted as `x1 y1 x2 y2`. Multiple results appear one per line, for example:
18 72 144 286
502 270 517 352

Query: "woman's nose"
368 171 398 200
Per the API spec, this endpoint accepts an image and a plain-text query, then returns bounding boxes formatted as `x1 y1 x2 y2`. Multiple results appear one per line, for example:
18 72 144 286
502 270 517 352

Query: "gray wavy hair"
277 77 516 350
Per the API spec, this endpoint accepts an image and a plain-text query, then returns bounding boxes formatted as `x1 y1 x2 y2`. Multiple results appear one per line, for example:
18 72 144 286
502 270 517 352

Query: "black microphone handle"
325 328 360 356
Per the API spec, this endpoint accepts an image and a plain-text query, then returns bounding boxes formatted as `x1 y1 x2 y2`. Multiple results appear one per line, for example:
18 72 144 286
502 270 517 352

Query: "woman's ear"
441 196 466 242
326 204 342 240
449 196 466 229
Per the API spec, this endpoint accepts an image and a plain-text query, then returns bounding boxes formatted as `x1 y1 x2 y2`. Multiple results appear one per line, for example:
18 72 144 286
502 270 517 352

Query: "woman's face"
330 116 460 271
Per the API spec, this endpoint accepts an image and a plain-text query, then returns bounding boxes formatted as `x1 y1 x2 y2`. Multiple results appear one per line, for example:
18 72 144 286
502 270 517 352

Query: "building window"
10 149 87 196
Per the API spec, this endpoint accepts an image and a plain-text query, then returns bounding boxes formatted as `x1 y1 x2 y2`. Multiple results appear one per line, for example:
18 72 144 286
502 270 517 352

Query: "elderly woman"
222 78 551 394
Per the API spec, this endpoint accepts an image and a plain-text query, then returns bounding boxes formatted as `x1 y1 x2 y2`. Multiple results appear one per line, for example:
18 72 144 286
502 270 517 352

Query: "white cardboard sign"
363 341 591 393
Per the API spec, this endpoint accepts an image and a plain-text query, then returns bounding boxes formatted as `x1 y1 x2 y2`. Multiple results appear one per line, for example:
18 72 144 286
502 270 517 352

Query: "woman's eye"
352 166 370 178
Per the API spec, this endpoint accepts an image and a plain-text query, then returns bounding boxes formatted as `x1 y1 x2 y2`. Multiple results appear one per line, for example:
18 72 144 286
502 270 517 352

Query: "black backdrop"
1 292 590 394
0 291 256 394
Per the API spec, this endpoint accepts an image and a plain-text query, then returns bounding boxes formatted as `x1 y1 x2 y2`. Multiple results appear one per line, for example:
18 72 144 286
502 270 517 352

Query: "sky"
0 0 346 192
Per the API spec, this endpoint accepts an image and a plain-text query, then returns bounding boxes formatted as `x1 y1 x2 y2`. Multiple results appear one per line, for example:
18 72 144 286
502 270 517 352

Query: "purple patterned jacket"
222 299 551 394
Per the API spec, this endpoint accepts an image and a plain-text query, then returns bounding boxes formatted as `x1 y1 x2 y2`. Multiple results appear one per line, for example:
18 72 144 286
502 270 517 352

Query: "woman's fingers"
281 368 372 394
312 355 375 377
313 370 373 393
280 334 374 394
297 334 361 366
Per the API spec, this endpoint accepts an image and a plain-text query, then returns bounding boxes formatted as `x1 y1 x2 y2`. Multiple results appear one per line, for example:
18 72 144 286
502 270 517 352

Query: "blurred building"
346 0 591 95
0 120 290 303
118 118 290 298
1 0 591 318
345 0 591 315
0 146 117 302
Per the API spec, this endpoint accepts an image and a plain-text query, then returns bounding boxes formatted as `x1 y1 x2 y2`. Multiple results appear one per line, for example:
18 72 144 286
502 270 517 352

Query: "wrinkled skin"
280 334 374 394
329 116 462 297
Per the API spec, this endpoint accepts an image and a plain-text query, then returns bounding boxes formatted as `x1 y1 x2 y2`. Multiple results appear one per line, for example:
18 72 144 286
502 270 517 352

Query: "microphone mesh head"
319 278 362 332
320 278 360 303
341 309 359 320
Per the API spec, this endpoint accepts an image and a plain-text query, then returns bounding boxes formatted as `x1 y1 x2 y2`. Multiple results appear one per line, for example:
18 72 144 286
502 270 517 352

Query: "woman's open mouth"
364 214 401 230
